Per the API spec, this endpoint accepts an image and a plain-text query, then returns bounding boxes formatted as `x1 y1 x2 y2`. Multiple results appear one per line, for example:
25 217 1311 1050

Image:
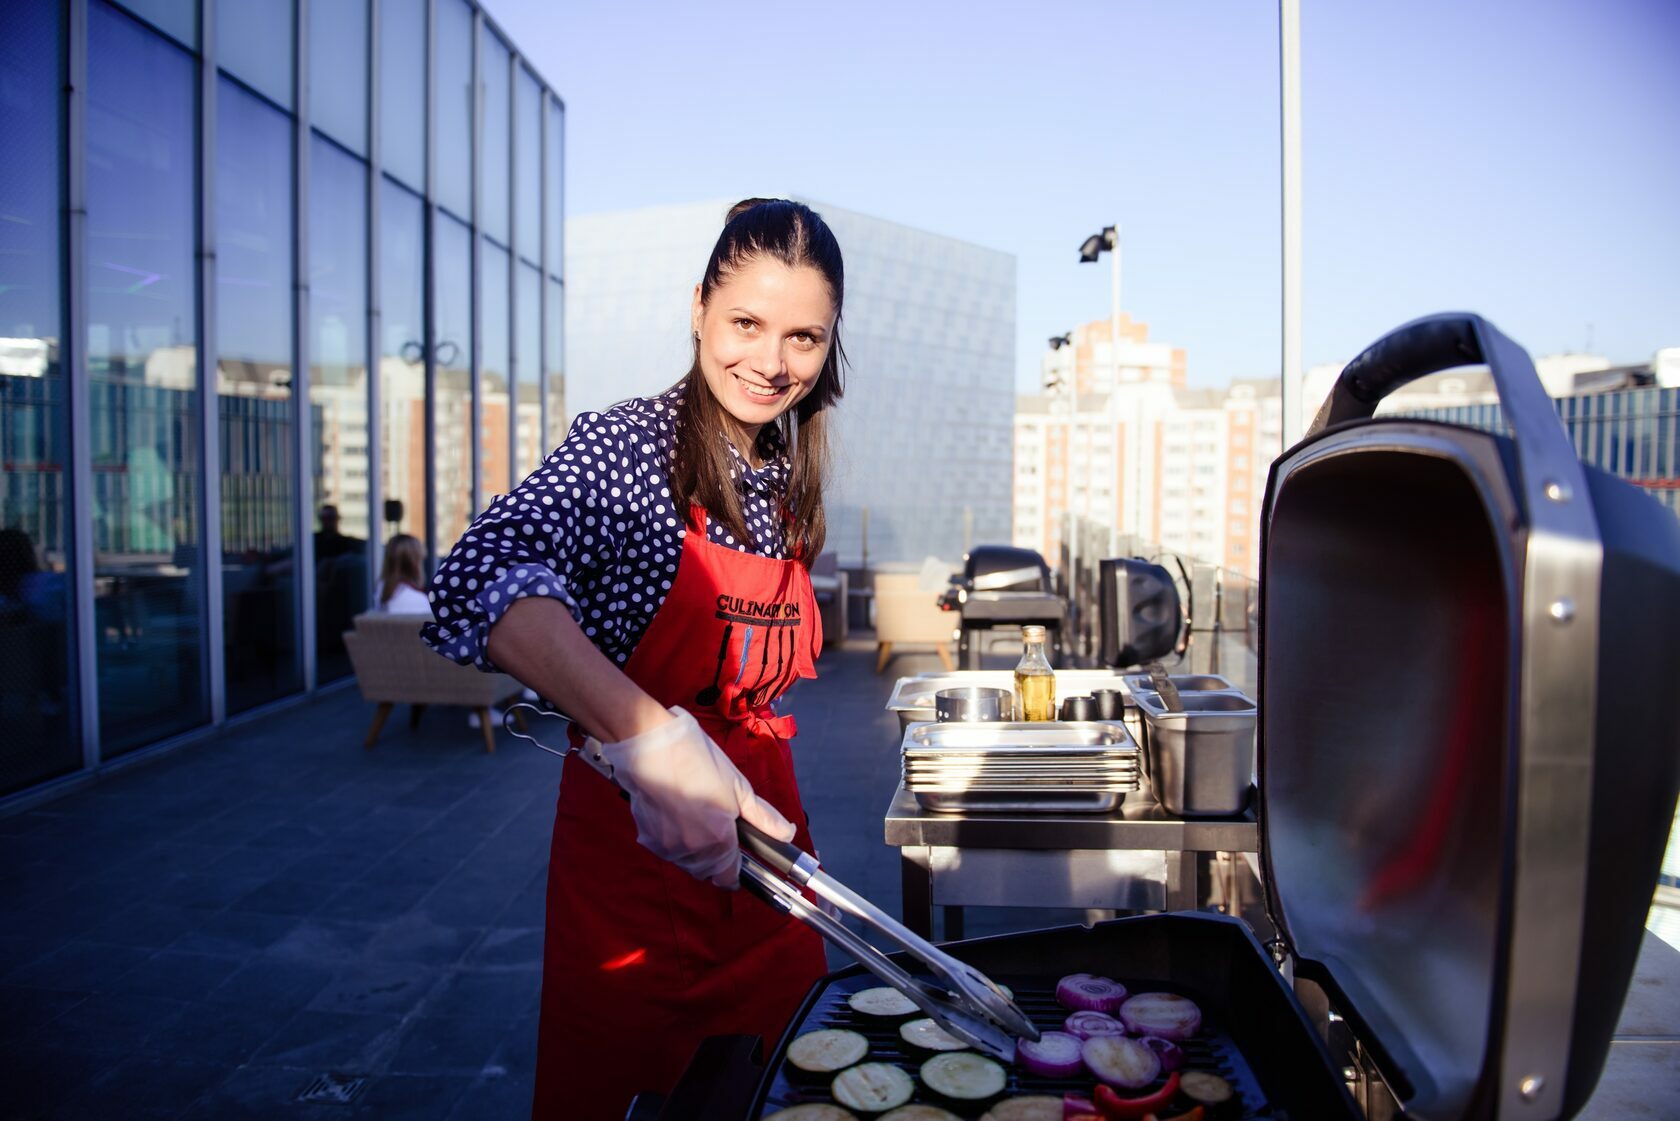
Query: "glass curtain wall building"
0 0 566 801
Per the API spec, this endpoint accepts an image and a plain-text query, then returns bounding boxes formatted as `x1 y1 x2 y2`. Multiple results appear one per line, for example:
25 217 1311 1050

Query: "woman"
424 198 846 1120
376 533 432 615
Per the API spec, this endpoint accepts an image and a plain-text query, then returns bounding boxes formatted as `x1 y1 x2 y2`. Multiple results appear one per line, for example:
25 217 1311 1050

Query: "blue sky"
491 0 1679 393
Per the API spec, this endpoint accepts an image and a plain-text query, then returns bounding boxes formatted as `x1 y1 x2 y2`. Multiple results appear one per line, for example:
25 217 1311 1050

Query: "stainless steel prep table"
884 780 1258 939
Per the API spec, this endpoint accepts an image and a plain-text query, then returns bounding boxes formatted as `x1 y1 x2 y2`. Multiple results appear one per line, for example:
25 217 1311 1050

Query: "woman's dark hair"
670 198 847 565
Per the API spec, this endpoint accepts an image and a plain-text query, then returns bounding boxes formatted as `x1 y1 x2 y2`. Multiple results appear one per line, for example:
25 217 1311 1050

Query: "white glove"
594 706 796 889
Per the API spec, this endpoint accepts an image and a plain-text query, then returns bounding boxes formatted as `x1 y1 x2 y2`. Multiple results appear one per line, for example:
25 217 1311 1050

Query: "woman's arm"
486 595 668 743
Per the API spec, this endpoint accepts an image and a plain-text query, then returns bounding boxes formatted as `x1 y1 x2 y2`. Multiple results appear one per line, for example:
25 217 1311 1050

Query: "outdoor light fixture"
1078 226 1116 263
1049 333 1072 350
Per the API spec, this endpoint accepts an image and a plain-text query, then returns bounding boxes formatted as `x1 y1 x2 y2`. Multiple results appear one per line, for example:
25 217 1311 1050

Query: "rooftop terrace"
1 636 1676 1119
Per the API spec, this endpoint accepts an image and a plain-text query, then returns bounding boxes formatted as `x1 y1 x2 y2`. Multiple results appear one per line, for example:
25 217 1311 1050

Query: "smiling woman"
421 198 849 1121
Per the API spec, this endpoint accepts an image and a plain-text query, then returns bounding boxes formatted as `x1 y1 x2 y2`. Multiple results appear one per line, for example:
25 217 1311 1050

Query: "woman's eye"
793 332 815 346
734 318 756 331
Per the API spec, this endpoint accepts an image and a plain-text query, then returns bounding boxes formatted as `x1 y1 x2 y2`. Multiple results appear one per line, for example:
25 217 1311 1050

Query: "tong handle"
736 819 804 879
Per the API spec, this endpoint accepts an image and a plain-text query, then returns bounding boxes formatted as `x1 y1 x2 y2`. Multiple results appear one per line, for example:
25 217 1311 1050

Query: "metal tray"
1121 672 1244 698
911 789 1126 813
900 719 1138 753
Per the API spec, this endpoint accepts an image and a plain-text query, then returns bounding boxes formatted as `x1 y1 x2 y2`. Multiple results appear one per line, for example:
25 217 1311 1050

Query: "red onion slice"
1062 1010 1125 1039
1054 973 1127 1013
1140 1035 1186 1072
1079 1035 1161 1089
1015 1031 1084 1080
1117 992 1202 1041
1062 1092 1100 1119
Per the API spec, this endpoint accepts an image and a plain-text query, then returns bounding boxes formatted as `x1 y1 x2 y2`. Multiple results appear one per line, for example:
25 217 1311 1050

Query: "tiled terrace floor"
2 637 1677 1119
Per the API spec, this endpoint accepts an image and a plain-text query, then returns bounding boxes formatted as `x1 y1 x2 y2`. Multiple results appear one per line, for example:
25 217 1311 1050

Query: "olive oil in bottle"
1013 625 1056 721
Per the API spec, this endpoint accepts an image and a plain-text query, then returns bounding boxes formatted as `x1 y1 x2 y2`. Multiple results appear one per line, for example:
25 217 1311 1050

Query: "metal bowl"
933 686 1012 722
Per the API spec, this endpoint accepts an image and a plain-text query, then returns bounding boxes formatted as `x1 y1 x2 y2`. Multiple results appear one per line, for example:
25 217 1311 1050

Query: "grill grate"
758 976 1280 1120
296 1072 368 1105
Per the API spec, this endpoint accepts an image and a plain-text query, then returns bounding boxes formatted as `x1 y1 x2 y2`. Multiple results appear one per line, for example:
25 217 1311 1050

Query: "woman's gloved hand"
594 706 795 889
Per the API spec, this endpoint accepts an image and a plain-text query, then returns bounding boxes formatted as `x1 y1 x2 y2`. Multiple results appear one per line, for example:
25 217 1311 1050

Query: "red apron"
531 509 828 1121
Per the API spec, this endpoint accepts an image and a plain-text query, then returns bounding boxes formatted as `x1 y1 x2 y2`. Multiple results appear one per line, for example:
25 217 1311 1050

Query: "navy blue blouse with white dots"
421 386 792 671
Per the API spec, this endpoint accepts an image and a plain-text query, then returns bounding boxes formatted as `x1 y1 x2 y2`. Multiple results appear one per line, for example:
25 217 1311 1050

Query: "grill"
944 546 1065 668
644 314 1680 1121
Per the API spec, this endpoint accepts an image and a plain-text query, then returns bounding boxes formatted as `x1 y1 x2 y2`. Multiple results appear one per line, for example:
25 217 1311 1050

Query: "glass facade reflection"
0 0 76 794
88 2 208 756
216 77 300 714
309 138 371 682
6 0 564 801
432 214 473 565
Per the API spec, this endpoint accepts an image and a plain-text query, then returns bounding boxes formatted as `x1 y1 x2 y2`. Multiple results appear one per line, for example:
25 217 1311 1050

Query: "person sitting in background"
376 534 432 615
315 504 365 561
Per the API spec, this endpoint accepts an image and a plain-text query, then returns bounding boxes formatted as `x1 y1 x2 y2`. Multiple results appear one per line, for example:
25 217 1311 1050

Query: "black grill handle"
1308 313 1484 434
738 818 804 879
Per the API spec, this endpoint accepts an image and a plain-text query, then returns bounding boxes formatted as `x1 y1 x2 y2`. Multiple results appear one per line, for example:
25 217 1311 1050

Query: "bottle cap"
1021 625 1046 641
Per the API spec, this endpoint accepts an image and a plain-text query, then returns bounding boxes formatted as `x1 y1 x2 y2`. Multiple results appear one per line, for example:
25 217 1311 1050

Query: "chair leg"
936 643 956 672
512 706 529 732
478 708 496 754
364 702 394 748
409 704 426 729
875 642 892 674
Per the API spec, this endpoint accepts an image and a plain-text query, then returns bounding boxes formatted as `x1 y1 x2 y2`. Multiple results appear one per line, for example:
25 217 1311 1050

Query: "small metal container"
933 686 1012 723
1134 690 1256 818
1089 689 1127 720
1059 695 1098 721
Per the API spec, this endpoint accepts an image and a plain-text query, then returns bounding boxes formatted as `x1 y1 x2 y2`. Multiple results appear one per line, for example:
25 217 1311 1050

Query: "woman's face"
691 256 835 444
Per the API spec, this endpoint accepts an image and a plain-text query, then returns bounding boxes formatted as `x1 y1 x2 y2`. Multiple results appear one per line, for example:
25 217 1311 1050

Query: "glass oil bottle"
1013 624 1056 721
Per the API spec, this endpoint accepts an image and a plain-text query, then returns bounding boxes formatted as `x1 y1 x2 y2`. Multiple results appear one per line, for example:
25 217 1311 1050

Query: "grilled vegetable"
980 1096 1064 1121
1178 1071 1233 1106
848 986 920 1017
1015 1031 1084 1079
1062 1092 1100 1119
833 1063 915 1113
919 1052 1008 1101
899 1017 970 1052
788 1029 869 1073
767 1106 859 1120
1139 1035 1185 1072
879 1107 963 1121
1117 993 1201 1041
1056 973 1128 1013
1091 1073 1181 1119
1063 1010 1125 1039
1080 1035 1160 1089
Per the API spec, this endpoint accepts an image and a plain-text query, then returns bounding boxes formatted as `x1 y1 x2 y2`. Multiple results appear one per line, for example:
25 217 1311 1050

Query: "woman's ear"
690 284 704 340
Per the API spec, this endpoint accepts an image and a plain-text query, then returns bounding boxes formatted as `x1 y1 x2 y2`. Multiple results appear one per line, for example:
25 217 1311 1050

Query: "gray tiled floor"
4 636 1676 1119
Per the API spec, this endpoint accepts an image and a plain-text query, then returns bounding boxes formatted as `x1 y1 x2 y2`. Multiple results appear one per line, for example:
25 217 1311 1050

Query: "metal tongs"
503 703 1040 1060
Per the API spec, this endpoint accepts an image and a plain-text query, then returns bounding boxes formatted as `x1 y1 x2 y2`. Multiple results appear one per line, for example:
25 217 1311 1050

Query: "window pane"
113 0 197 48
308 0 366 153
479 31 510 243
88 4 208 754
516 262 541 476
0 0 77 795
378 0 425 190
544 98 563 275
216 77 300 713
432 211 472 564
515 67 541 263
309 137 371 682
217 0 294 109
378 177 425 551
480 239 511 494
434 0 472 219
545 277 565 449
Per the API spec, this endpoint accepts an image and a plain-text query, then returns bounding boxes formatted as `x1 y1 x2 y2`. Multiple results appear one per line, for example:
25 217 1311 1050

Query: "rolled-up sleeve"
422 411 633 671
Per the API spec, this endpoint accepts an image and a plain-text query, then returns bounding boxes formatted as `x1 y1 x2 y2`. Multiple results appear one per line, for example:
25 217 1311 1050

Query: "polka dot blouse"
421 386 793 671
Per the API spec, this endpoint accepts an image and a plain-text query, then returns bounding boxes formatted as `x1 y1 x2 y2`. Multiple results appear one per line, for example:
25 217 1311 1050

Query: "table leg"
1165 850 1198 912
900 847 934 939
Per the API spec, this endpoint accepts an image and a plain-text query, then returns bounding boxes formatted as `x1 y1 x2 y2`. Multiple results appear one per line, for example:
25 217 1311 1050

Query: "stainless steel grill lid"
1257 313 1680 1121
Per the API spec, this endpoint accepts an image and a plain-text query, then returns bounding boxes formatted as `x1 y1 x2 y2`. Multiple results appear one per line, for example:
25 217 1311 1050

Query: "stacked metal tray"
900 720 1141 814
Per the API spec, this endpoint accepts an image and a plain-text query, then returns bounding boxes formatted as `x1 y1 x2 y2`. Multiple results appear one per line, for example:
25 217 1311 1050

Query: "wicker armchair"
343 612 523 753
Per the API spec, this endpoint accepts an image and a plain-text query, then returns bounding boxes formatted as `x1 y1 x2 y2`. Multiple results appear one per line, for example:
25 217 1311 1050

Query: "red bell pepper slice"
1093 1072 1182 1118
